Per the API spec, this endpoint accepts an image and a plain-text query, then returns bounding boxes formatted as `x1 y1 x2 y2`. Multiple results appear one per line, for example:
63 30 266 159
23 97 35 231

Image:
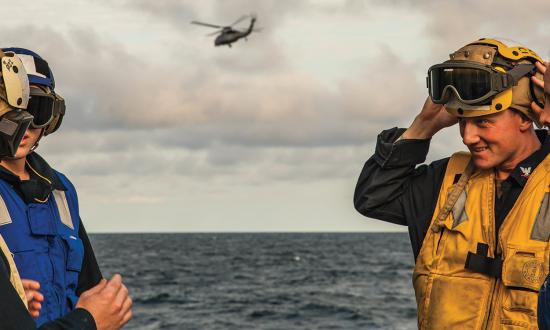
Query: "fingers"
22 279 44 305
532 61 549 89
28 301 42 318
118 294 133 321
118 294 133 328
108 275 132 326
104 274 122 291
532 101 543 114
532 75 545 89
120 308 133 327
113 283 129 311
101 274 122 298
536 61 549 74
29 309 40 318
531 101 550 133
25 290 44 303
29 301 42 311
21 279 40 291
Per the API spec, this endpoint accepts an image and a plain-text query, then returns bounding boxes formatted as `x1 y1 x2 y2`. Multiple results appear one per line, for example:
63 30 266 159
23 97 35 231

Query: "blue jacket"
0 170 83 326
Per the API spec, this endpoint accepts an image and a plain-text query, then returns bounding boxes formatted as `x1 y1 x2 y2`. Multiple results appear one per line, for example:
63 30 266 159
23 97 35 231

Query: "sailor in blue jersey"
0 48 102 326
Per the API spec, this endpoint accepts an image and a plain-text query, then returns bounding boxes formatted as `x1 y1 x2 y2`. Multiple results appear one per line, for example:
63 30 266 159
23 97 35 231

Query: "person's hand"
21 279 44 318
76 274 133 330
531 61 550 128
402 96 458 139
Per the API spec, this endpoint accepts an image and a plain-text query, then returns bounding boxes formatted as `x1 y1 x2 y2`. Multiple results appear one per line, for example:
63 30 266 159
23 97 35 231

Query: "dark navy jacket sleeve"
77 220 102 296
0 250 96 330
353 127 450 259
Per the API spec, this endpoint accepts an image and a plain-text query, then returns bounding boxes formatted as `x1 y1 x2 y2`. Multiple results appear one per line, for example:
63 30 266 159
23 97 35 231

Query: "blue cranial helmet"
1 47 65 136
1 47 55 89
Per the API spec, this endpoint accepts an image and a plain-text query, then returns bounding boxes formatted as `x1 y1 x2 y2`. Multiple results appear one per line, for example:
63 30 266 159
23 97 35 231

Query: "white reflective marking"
53 190 74 230
0 196 11 226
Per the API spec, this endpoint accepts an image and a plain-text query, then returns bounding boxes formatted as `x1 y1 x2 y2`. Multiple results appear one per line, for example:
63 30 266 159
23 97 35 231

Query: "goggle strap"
506 64 536 86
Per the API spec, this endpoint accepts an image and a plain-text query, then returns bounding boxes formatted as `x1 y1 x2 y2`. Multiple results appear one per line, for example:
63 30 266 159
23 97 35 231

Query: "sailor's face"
13 128 42 160
459 110 527 172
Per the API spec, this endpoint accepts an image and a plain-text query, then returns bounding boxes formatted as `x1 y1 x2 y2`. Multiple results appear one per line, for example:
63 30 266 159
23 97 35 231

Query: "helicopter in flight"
191 15 260 47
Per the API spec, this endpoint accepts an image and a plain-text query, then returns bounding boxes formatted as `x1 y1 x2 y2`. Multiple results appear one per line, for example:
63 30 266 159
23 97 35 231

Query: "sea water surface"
91 233 416 330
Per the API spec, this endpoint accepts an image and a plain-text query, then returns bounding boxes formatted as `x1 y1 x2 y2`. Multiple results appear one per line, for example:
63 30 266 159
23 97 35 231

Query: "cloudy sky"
2 0 549 232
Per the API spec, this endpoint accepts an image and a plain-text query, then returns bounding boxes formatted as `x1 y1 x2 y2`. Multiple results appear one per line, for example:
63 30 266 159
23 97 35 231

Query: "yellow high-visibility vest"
414 151 550 329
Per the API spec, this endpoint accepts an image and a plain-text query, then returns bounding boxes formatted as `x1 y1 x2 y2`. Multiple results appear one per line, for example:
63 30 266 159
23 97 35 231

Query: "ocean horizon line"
89 231 408 234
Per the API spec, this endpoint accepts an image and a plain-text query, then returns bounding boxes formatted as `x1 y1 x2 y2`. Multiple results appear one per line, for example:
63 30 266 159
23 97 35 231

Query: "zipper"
481 174 498 329
482 278 499 329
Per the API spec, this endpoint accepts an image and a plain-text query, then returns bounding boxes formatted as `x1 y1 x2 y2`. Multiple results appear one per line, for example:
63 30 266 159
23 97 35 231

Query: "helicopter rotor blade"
230 15 249 27
206 29 223 36
191 21 223 29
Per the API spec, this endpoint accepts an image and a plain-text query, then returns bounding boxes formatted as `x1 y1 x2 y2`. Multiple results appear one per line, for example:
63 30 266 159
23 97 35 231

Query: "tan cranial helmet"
427 38 546 125
0 50 29 116
0 50 34 157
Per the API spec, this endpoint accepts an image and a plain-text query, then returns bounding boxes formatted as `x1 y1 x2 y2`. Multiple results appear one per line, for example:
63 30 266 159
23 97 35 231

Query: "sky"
1 0 549 232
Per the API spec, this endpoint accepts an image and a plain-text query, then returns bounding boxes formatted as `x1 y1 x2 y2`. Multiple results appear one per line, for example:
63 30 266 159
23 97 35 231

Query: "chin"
472 159 495 171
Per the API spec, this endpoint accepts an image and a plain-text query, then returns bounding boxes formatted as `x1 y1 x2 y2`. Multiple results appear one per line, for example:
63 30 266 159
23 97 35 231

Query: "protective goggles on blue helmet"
427 61 538 105
27 85 65 129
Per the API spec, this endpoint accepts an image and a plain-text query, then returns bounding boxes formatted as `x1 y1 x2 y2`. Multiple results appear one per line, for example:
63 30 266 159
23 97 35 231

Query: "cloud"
3 0 542 232
371 0 550 57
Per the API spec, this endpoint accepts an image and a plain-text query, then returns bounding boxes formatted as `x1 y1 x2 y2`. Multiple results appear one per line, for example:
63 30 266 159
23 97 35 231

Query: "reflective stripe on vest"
0 190 74 230
413 151 550 329
0 234 27 308
52 190 74 230
0 194 11 226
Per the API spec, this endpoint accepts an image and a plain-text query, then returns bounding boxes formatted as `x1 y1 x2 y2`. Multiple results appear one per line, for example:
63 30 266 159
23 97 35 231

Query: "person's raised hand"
402 96 458 139
21 279 44 318
76 275 133 330
531 61 550 128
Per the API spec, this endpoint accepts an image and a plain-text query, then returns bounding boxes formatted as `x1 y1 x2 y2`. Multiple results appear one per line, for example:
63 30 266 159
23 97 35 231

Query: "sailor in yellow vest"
354 38 550 329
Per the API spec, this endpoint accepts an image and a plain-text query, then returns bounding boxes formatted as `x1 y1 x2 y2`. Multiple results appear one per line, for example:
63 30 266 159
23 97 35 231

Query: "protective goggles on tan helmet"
430 38 546 120
428 61 538 106
27 85 65 129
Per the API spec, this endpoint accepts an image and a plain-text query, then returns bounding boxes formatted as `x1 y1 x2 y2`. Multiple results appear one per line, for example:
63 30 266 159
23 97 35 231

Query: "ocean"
90 233 417 330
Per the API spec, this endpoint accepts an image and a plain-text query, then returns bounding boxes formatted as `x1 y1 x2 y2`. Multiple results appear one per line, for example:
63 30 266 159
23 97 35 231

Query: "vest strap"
0 234 27 307
465 242 502 278
432 160 475 232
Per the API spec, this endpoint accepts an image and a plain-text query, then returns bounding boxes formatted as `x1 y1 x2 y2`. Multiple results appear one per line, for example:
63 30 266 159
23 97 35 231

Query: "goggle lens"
27 94 54 127
429 67 493 103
